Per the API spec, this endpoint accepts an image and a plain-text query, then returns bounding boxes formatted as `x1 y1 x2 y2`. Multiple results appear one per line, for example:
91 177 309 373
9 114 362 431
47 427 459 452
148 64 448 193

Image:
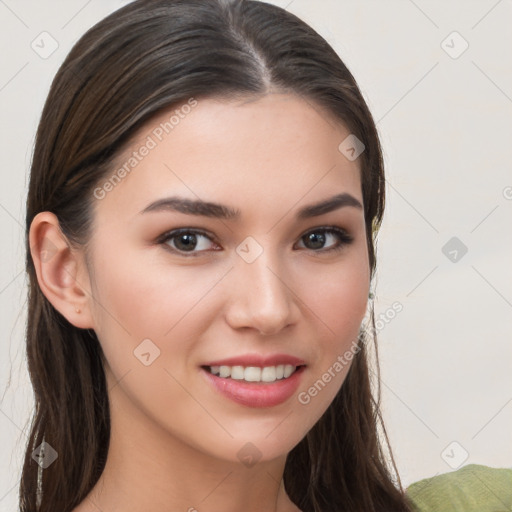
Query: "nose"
224 251 300 336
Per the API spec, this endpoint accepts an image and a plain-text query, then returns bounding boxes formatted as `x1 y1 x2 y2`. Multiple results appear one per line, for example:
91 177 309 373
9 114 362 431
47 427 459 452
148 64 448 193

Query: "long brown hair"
21 1 413 510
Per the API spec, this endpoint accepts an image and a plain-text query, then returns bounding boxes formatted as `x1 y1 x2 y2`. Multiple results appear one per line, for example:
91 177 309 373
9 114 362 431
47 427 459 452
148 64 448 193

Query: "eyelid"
155 227 217 245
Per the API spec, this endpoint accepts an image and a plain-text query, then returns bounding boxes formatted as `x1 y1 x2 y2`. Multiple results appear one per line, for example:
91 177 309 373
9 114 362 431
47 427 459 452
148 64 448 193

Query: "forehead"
94 93 362 222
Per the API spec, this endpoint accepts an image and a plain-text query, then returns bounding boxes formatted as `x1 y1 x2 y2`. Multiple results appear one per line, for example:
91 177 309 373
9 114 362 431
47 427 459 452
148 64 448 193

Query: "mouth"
201 364 306 383
200 358 307 407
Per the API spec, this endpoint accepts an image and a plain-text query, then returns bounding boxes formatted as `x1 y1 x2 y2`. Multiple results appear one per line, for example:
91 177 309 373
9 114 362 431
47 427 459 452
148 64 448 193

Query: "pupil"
176 233 196 251
306 232 325 249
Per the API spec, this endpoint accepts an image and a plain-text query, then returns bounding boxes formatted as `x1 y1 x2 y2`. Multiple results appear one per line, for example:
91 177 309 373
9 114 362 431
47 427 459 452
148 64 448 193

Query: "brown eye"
159 229 218 256
297 227 353 252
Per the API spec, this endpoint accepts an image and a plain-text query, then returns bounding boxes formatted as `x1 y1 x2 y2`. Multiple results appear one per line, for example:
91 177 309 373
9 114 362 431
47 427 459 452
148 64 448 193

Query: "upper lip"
201 354 306 367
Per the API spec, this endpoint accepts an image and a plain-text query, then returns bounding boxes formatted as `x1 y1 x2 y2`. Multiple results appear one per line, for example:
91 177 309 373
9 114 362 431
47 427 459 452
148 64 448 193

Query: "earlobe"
29 211 94 329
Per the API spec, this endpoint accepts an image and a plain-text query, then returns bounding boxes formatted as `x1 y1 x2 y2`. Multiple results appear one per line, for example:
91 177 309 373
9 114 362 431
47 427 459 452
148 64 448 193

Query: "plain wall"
1 0 511 509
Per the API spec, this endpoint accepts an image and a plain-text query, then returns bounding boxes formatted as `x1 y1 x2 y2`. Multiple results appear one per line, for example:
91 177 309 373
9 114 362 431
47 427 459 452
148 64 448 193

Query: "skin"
30 93 370 512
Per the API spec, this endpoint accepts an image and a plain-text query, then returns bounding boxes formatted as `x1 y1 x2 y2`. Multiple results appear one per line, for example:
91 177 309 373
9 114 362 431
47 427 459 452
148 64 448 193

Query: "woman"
23 1 509 511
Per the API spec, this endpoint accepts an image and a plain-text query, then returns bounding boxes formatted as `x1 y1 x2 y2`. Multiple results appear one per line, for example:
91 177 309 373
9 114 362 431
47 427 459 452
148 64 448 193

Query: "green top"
406 464 512 512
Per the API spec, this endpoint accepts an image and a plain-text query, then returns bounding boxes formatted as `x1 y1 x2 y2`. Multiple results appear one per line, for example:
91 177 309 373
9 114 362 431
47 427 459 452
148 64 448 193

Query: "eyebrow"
139 192 363 220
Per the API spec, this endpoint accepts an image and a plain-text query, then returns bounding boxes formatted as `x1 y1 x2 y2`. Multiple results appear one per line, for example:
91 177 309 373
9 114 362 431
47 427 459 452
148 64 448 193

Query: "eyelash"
156 226 354 257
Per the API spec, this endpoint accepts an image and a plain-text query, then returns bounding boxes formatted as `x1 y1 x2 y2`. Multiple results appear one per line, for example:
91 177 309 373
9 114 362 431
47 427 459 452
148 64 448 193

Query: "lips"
200 353 307 407
201 354 306 367
201 365 305 407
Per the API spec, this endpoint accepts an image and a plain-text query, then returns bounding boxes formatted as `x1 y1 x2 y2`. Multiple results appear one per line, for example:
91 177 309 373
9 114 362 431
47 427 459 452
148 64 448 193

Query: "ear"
29 211 95 329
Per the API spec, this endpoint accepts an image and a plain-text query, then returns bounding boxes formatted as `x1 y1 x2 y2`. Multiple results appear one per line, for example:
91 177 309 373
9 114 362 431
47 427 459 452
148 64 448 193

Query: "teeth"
219 366 230 378
283 364 294 378
207 364 298 382
231 366 245 380
261 366 276 382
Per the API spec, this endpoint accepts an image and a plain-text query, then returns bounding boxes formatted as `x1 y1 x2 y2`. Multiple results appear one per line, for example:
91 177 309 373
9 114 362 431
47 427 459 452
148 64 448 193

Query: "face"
85 93 370 464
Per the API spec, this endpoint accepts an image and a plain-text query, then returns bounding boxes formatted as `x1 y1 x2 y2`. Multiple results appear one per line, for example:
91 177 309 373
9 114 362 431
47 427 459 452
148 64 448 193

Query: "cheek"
298 252 370 338
88 245 228 368
293 249 369 406
91 247 184 328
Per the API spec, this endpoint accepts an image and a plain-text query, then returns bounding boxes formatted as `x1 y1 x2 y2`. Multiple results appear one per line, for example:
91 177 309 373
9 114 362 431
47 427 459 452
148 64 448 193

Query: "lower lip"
201 366 305 408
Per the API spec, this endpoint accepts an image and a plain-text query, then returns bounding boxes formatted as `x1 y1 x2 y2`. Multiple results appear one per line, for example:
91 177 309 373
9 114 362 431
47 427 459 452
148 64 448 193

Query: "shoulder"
406 464 512 512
